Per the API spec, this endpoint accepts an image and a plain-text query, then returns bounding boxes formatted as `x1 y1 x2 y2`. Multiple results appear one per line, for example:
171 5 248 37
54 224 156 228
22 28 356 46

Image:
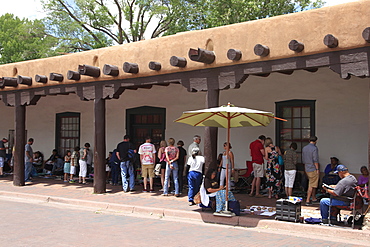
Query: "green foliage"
41 0 173 52
0 13 59 64
165 0 324 35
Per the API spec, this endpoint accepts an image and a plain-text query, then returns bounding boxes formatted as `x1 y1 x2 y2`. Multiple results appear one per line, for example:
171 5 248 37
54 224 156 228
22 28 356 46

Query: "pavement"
0 174 369 243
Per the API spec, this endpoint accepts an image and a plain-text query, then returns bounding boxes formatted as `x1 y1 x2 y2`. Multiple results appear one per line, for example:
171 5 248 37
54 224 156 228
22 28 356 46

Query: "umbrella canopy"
175 103 285 128
175 103 286 216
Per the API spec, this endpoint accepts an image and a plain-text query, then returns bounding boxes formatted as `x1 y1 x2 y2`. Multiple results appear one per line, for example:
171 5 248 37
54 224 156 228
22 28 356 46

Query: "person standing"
163 138 180 197
69 146 79 183
85 143 93 178
186 135 201 185
0 138 8 177
116 135 135 192
283 142 298 197
177 140 187 193
218 142 235 190
24 138 34 182
249 135 266 197
264 137 282 199
138 136 156 192
78 143 90 184
302 136 319 206
109 149 120 186
187 147 204 205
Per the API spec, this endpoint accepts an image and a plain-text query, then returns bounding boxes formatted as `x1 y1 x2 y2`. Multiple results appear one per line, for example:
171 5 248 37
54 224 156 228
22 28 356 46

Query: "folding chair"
329 185 369 228
234 161 253 189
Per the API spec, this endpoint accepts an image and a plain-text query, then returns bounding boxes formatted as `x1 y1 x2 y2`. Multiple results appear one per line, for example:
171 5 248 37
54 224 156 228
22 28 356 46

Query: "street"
0 197 367 247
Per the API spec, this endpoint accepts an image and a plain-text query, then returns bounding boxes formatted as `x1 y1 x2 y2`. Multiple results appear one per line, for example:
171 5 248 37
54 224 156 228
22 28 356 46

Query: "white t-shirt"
187 155 205 173
138 143 156 165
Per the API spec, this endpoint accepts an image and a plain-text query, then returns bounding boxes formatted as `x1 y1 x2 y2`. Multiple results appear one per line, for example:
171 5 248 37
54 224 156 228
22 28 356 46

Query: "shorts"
0 157 4 168
306 170 319 188
70 165 76 175
160 161 166 170
64 162 71 173
142 164 154 178
106 164 111 172
252 163 264 177
284 170 296 188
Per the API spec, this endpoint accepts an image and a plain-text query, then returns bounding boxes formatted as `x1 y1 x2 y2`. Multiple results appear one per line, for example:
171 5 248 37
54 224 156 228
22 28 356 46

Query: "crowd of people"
1 133 369 218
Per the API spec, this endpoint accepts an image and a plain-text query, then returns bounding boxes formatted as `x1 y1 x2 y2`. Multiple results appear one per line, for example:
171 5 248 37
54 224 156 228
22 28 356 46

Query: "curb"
0 190 369 241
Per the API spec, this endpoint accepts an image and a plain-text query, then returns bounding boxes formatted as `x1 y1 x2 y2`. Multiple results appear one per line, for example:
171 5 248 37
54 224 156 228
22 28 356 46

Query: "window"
276 100 315 163
56 112 80 156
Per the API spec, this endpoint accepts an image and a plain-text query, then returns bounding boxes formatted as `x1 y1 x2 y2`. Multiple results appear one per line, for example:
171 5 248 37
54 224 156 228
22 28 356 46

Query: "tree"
0 13 60 64
41 0 173 52
164 0 324 35
41 0 324 52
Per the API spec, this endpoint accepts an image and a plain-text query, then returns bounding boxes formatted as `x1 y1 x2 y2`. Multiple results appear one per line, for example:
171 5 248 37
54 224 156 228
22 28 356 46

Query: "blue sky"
0 0 360 20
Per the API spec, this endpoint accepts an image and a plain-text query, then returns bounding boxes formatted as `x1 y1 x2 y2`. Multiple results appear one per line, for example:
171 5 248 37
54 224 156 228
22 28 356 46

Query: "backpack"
127 149 135 161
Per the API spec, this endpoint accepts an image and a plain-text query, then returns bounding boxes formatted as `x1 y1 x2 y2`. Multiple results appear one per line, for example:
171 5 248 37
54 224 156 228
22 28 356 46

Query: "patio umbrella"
175 103 286 216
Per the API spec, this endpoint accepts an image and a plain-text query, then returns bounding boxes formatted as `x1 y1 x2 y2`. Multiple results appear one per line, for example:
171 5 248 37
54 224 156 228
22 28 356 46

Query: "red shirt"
250 140 264 164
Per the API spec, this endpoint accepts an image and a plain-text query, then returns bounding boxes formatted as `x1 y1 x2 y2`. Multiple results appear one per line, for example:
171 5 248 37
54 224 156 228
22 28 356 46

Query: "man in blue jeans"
116 135 135 192
24 138 34 182
320 164 357 224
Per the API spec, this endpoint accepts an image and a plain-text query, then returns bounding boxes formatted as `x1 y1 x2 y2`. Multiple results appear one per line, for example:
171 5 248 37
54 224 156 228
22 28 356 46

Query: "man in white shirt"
138 136 157 192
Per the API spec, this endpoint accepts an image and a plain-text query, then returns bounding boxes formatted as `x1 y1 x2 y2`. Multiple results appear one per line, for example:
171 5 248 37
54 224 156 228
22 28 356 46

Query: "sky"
0 0 361 20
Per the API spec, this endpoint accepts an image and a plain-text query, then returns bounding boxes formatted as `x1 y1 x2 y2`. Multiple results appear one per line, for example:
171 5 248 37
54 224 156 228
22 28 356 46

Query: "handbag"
154 163 161 176
193 192 201 204
278 155 284 166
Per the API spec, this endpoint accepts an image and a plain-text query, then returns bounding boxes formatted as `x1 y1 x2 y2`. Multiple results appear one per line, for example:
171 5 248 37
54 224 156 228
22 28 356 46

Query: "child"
358 166 369 187
63 150 72 182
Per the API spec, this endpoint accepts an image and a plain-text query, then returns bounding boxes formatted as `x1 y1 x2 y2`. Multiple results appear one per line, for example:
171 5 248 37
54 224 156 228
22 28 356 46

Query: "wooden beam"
78 65 101 78
93 90 106 194
204 88 219 172
13 94 26 186
188 48 215 64
123 62 139 74
170 56 187 67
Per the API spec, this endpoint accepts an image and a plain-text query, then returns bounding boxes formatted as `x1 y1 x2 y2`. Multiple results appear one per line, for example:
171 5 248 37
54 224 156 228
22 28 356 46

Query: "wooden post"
204 89 219 172
93 96 106 193
13 99 26 186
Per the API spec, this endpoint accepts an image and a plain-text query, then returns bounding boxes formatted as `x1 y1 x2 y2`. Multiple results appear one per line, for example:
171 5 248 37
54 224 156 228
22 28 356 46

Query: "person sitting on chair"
319 164 357 224
322 157 341 186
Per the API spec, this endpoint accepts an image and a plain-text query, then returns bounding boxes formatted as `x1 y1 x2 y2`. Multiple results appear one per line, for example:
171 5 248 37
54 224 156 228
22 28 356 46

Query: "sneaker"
129 189 136 192
142 189 148 193
171 190 175 194
175 194 180 197
305 202 312 206
69 180 75 183
149 189 155 193
64 180 68 183
162 194 169 196
188 201 196 206
159 188 164 192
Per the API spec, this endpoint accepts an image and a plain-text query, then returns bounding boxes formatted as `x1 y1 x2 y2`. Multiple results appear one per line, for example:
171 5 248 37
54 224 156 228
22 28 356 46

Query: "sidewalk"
0 175 369 242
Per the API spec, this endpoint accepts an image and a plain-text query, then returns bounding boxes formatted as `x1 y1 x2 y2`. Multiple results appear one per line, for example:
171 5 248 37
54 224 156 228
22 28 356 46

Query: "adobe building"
0 1 369 193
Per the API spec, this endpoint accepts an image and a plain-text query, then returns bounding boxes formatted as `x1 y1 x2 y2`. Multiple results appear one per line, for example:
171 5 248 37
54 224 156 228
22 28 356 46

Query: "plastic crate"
275 199 301 222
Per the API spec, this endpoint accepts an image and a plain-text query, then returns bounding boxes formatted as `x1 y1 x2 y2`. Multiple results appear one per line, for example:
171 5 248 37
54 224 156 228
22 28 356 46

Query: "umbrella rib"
175 112 208 122
256 113 287 121
193 112 219 126
240 113 267 126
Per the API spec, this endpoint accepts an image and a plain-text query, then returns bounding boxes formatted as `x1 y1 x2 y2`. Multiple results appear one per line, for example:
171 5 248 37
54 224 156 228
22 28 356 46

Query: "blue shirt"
302 143 318 172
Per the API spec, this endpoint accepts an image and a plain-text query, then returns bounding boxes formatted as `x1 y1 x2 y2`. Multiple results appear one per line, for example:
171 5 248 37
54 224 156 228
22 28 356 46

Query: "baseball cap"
334 164 348 173
191 147 200 155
